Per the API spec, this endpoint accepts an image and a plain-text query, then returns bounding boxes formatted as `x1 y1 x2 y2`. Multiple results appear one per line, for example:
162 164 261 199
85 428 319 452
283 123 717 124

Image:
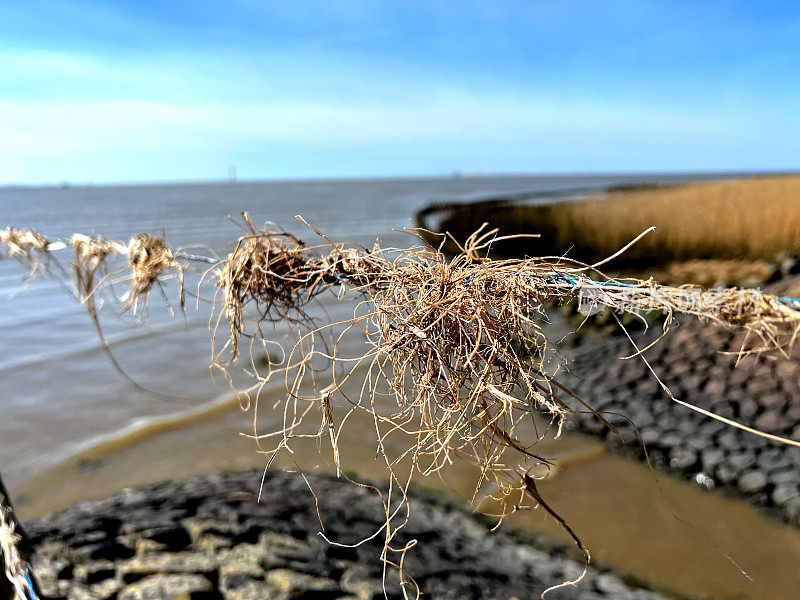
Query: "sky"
1 1 799 185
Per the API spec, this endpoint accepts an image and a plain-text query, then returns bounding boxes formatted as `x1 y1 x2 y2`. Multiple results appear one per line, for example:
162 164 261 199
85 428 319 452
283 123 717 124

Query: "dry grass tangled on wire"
5 215 800 596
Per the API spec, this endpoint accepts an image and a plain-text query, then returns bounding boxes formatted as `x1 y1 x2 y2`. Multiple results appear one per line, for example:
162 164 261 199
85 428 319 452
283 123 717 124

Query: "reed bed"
4 216 800 597
566 175 800 262
431 175 800 270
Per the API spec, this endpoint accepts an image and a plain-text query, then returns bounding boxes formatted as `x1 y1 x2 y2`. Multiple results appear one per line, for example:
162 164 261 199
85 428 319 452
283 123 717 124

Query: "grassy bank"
423 175 800 274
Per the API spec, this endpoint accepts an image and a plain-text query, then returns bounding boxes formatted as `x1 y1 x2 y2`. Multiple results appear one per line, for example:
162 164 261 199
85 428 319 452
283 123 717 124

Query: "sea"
0 173 742 489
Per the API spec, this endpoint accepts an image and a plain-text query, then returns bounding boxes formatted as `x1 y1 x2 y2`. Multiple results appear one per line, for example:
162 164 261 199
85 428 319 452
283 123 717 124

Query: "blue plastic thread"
548 272 800 309
24 572 38 600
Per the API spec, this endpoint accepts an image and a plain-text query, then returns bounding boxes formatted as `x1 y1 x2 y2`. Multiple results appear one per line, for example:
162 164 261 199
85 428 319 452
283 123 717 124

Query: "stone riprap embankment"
24 470 672 600
562 318 800 522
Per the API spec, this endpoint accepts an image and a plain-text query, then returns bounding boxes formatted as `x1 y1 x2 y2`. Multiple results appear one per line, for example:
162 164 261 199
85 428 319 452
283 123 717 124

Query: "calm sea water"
0 173 738 488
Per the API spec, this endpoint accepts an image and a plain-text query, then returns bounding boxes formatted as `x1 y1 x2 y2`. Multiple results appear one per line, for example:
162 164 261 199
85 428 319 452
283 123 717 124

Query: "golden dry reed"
4 216 800 597
546 175 800 261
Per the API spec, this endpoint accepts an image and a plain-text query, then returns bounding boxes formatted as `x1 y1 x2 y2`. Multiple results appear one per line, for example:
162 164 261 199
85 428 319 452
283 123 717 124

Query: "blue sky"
1 1 799 184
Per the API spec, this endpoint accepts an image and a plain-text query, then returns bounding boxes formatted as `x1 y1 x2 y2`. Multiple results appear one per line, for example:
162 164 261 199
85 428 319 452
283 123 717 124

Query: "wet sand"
14 398 800 600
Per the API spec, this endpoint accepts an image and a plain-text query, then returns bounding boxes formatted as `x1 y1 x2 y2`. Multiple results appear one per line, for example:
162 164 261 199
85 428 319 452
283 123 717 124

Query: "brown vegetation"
425 175 800 271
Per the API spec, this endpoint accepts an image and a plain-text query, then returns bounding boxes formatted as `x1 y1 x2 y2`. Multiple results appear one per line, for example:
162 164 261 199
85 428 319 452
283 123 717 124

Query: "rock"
770 468 799 486
761 448 794 472
266 568 341 599
771 484 799 506
699 419 727 438
684 435 708 451
142 526 192 549
728 450 757 471
118 574 214 600
27 469 671 600
74 560 115 584
715 464 739 486
640 428 661 447
134 538 169 556
219 560 265 591
260 532 318 563
89 578 122 600
70 541 134 562
217 543 274 569
222 580 284 600
669 448 698 472
738 398 759 419
117 552 218 584
660 430 683 448
38 576 71 600
595 573 631 595
68 584 100 600
700 447 724 472
717 430 742 452
197 534 234 552
32 554 73 581
756 410 786 434
183 518 240 543
703 379 726 397
747 377 776 395
739 471 768 495
777 361 799 380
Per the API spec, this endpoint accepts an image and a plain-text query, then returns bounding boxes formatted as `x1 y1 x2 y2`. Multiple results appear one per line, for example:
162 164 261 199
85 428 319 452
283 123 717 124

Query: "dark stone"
761 448 793 472
669 448 699 472
770 468 800 486
738 471 768 495
74 560 115 584
117 552 218 584
703 379 726 397
660 430 683 448
771 484 800 506
70 541 135 562
717 430 742 452
67 584 98 600
89 578 122 600
755 410 786 433
738 398 759 419
265 569 342 599
118 574 215 600
223 580 284 600
727 450 757 471
715 464 739 486
747 377 776 395
760 393 787 410
27 470 672 600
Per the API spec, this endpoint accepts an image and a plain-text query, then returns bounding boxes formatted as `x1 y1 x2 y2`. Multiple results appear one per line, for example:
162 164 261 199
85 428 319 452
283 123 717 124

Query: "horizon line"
1 167 794 191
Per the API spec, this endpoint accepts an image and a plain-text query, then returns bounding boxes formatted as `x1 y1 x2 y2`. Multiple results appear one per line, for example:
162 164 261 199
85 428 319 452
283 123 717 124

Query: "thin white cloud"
0 91 739 157
0 42 797 183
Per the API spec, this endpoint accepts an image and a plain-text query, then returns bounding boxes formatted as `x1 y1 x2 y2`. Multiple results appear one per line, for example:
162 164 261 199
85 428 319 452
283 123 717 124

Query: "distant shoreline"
1 169 785 192
416 174 800 276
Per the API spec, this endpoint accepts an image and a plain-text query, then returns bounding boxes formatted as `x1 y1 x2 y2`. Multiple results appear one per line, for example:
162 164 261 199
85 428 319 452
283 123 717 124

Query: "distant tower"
228 165 238 183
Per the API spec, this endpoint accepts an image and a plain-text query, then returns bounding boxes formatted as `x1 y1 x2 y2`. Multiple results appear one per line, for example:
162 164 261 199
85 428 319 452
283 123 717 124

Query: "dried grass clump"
71 234 125 301
124 233 184 314
215 216 322 367
0 227 50 275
